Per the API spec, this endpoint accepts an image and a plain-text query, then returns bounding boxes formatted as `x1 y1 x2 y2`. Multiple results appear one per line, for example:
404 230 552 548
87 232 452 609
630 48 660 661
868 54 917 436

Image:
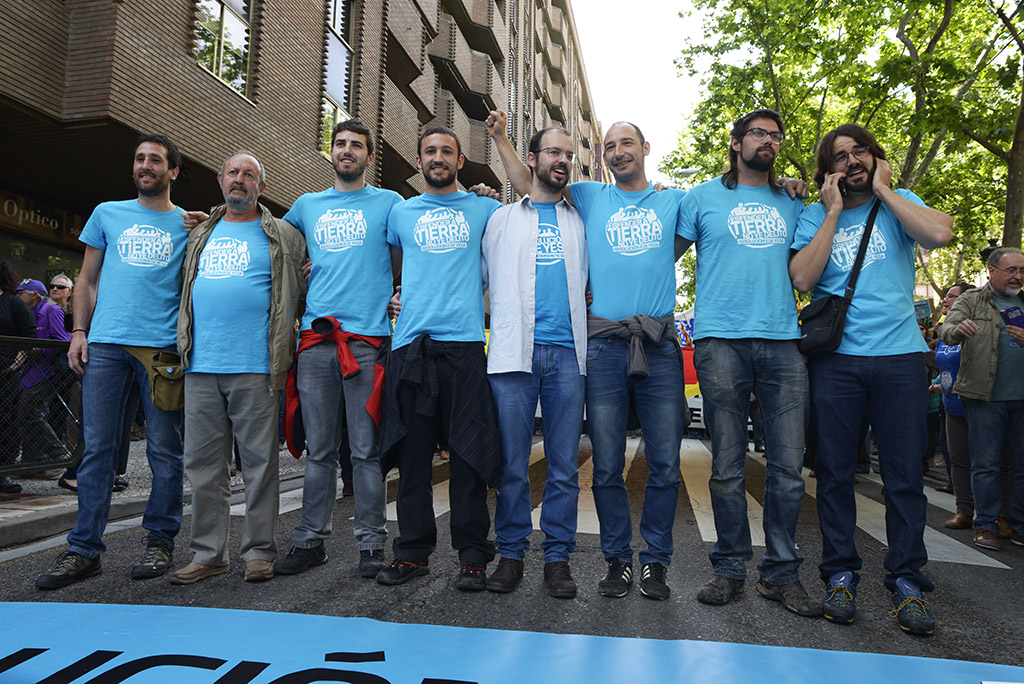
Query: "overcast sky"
570 1 702 185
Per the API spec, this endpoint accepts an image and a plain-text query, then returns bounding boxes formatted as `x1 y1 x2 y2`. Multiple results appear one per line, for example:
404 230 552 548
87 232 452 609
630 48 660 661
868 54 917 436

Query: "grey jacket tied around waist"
587 313 677 379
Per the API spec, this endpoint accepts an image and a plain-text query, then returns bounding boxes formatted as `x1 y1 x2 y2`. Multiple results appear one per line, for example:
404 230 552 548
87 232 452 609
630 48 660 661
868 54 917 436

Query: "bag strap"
843 198 882 301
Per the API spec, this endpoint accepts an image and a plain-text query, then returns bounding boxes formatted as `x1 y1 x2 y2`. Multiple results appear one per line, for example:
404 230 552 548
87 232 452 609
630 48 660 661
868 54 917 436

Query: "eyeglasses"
538 147 574 162
744 127 785 143
50 284 69 290
831 145 872 168
991 265 1024 276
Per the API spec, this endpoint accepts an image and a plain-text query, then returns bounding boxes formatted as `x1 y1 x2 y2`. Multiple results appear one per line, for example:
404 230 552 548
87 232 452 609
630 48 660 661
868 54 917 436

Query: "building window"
321 0 355 152
195 0 251 96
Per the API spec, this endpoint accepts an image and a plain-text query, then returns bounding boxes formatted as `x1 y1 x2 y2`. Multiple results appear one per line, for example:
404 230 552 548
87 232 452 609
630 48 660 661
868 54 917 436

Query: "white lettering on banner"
830 223 886 272
117 225 174 268
314 208 367 252
198 237 251 278
537 223 565 266
413 207 472 253
604 206 662 256
727 203 787 248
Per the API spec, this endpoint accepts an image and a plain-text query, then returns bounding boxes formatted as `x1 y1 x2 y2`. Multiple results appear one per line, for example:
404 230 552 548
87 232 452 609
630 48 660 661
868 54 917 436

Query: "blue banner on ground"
1 603 1022 684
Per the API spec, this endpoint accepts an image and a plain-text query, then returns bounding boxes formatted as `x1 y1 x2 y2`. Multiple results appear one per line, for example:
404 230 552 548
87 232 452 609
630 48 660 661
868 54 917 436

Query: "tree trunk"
1004 63 1024 249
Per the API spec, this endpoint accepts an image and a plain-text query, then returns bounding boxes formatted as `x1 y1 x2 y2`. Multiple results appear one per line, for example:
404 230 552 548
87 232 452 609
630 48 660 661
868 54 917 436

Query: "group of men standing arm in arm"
48 101 1023 639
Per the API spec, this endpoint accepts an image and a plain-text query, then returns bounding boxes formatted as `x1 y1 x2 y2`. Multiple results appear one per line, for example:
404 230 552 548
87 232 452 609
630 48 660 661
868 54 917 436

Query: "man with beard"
376 126 502 591
486 110 689 601
482 127 588 598
273 120 402 580
170 151 305 584
678 109 820 617
938 247 1024 552
790 124 952 634
35 134 188 589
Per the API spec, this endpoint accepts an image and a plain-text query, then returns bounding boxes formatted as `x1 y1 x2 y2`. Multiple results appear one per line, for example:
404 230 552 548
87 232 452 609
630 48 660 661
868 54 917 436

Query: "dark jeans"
962 397 1024 533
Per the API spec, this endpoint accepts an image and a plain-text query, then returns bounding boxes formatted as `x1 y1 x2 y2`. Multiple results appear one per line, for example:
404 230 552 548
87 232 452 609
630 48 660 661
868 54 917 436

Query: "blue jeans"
809 352 934 593
489 344 584 562
586 335 684 565
67 343 183 558
694 338 807 584
293 341 386 550
962 397 1024 533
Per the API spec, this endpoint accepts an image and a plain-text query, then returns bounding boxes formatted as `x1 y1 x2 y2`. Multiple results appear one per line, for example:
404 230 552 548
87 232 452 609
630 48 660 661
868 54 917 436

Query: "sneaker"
376 558 429 585
822 571 857 624
244 559 274 582
890 578 935 635
485 557 524 593
0 475 22 494
756 578 822 617
112 476 129 492
1011 534 1024 547
543 561 577 599
131 538 172 579
974 528 1001 551
35 551 101 590
697 574 744 605
168 562 230 585
358 549 387 578
639 562 670 600
274 544 328 575
598 559 633 598
455 561 487 591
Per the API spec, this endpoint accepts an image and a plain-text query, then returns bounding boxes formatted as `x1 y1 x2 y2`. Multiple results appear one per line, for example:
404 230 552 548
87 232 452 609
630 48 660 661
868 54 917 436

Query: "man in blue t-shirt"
487 110 688 601
790 124 952 635
169 151 305 586
35 134 189 590
376 126 502 591
679 110 821 618
481 127 588 599
274 120 403 581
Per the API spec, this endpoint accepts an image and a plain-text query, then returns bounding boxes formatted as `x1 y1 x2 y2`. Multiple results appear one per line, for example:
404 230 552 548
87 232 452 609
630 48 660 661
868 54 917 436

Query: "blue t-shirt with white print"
568 181 686 320
533 201 573 347
793 188 929 356
188 219 272 373
283 185 403 335
678 179 803 340
387 191 501 349
79 199 188 348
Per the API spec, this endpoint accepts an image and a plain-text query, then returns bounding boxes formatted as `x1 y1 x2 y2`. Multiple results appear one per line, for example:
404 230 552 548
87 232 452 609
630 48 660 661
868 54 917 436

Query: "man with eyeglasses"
481 127 588 598
938 246 1024 552
674 109 821 617
790 123 952 635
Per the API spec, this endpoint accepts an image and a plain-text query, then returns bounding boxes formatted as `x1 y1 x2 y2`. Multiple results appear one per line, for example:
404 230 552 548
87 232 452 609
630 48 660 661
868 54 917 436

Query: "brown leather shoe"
544 561 577 599
996 517 1013 539
168 562 229 585
974 528 1001 551
1012 534 1024 547
944 513 971 529
244 559 274 582
485 557 523 593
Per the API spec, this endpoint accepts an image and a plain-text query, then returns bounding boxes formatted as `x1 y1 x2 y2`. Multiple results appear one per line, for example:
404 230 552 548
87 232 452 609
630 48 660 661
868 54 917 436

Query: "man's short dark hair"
812 124 886 190
723 109 784 191
0 261 21 295
528 127 571 156
135 133 181 170
418 125 462 157
332 119 374 156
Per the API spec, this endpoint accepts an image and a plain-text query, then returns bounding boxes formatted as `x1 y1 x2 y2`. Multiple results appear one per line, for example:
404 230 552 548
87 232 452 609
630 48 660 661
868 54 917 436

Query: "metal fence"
0 335 82 476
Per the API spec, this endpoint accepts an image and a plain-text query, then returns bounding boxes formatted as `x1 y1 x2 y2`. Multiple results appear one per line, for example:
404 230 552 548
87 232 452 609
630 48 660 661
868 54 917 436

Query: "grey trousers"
184 373 280 565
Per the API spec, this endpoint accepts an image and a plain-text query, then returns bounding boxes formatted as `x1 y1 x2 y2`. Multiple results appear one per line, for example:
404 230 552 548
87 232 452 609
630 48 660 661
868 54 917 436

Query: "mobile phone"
1000 305 1024 348
837 178 848 198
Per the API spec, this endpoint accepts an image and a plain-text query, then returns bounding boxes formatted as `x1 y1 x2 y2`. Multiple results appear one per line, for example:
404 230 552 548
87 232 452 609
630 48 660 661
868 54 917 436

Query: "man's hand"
872 158 893 194
780 177 809 200
301 257 312 281
821 172 845 214
653 182 675 192
467 183 501 200
485 110 509 140
1008 324 1024 346
956 318 980 338
68 331 88 376
388 286 402 319
181 211 210 231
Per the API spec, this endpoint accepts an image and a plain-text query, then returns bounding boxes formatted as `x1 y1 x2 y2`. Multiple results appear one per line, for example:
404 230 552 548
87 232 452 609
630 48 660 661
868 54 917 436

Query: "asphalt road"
1 436 1021 668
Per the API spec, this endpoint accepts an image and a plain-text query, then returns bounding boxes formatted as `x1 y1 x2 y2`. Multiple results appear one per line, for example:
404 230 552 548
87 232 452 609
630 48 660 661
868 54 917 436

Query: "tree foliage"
663 0 1023 299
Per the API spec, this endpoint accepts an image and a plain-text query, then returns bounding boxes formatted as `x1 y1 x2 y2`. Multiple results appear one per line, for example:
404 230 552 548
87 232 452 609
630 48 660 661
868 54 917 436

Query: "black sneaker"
822 571 857 624
0 475 21 494
358 549 386 578
455 561 487 591
756 578 823 617
274 544 328 575
598 559 633 598
486 557 524 593
35 551 101 590
376 558 429 585
639 562 670 600
890 578 935 635
131 538 172 579
697 574 745 605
